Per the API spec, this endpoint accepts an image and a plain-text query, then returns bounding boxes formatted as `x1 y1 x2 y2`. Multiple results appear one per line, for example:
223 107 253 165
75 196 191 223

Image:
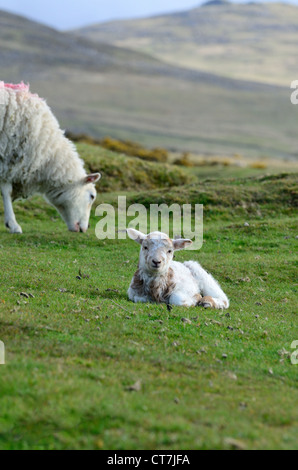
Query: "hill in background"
0 6 297 160
0 9 163 77
74 2 298 86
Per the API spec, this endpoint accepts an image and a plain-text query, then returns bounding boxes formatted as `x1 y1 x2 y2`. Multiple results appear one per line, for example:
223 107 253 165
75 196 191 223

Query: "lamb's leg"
184 261 229 309
168 291 199 307
131 295 149 303
1 183 22 234
127 286 148 303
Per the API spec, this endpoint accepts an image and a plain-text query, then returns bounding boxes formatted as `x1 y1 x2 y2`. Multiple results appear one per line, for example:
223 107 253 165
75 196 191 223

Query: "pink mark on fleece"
4 82 30 92
0 81 40 99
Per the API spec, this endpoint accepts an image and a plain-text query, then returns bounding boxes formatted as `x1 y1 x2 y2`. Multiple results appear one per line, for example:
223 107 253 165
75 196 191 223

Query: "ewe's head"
127 229 192 275
48 173 101 232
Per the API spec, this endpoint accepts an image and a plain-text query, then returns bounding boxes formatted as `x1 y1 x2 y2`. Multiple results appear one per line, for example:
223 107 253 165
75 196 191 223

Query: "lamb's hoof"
6 222 22 234
198 296 216 309
194 294 202 306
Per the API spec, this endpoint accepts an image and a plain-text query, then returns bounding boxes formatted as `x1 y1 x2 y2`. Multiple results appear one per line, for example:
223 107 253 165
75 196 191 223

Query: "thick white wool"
0 83 100 233
0 83 86 199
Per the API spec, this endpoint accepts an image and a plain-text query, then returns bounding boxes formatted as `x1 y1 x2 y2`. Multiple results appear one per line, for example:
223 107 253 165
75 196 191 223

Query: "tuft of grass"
250 162 268 170
66 133 170 164
77 143 194 192
100 137 169 163
174 152 194 167
128 173 298 219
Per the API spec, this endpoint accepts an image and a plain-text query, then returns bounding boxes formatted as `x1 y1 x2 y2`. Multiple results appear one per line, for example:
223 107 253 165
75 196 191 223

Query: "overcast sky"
0 0 297 30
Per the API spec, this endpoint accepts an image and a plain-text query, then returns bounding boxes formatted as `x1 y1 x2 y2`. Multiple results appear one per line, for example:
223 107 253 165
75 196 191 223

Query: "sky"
0 0 297 30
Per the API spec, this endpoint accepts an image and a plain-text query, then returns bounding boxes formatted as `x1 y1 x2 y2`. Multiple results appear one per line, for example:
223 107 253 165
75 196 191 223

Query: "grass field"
0 144 297 450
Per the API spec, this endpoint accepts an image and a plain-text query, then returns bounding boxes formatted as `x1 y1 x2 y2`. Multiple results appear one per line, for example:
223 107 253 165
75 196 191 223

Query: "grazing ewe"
127 229 229 309
0 82 101 233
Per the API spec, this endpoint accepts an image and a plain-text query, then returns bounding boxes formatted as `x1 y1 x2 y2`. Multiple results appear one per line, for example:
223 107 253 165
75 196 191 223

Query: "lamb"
0 82 101 233
127 229 229 309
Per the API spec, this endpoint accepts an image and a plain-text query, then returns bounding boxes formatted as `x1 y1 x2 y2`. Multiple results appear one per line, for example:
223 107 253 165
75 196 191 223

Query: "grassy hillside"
34 76 298 160
1 9 298 159
78 143 195 191
0 144 297 449
0 9 161 77
74 2 298 86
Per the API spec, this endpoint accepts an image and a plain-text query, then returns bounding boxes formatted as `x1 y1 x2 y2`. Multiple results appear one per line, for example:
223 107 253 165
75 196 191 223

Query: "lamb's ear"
85 173 101 184
127 228 146 244
173 238 193 251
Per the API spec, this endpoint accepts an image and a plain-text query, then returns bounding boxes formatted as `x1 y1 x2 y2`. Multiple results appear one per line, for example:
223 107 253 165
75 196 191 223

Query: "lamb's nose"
152 259 161 267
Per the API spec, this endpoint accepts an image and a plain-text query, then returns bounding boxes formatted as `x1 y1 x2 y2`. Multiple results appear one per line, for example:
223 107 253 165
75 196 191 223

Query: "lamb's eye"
168 250 172 254
143 246 148 250
90 194 95 201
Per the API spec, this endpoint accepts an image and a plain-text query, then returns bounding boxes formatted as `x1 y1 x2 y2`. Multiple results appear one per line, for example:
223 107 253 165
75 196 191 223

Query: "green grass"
128 173 298 218
0 146 297 450
78 143 194 192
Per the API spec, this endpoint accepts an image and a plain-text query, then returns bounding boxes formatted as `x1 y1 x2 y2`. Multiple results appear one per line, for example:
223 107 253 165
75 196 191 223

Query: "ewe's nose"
70 223 80 233
152 259 162 268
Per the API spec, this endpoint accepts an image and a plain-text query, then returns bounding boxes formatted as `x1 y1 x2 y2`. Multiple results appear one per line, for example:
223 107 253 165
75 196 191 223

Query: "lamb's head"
127 229 192 275
47 173 101 232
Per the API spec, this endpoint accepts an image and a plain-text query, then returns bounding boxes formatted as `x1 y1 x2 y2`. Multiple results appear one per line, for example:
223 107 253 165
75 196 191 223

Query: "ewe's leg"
184 261 229 309
1 183 22 233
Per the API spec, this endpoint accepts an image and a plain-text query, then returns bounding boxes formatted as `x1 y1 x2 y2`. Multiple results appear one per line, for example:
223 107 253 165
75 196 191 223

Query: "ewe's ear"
85 173 101 184
127 228 146 244
173 238 193 251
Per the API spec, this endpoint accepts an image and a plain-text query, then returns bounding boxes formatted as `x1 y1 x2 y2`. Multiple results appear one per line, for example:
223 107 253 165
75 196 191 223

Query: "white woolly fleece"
0 83 101 233
0 82 86 199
